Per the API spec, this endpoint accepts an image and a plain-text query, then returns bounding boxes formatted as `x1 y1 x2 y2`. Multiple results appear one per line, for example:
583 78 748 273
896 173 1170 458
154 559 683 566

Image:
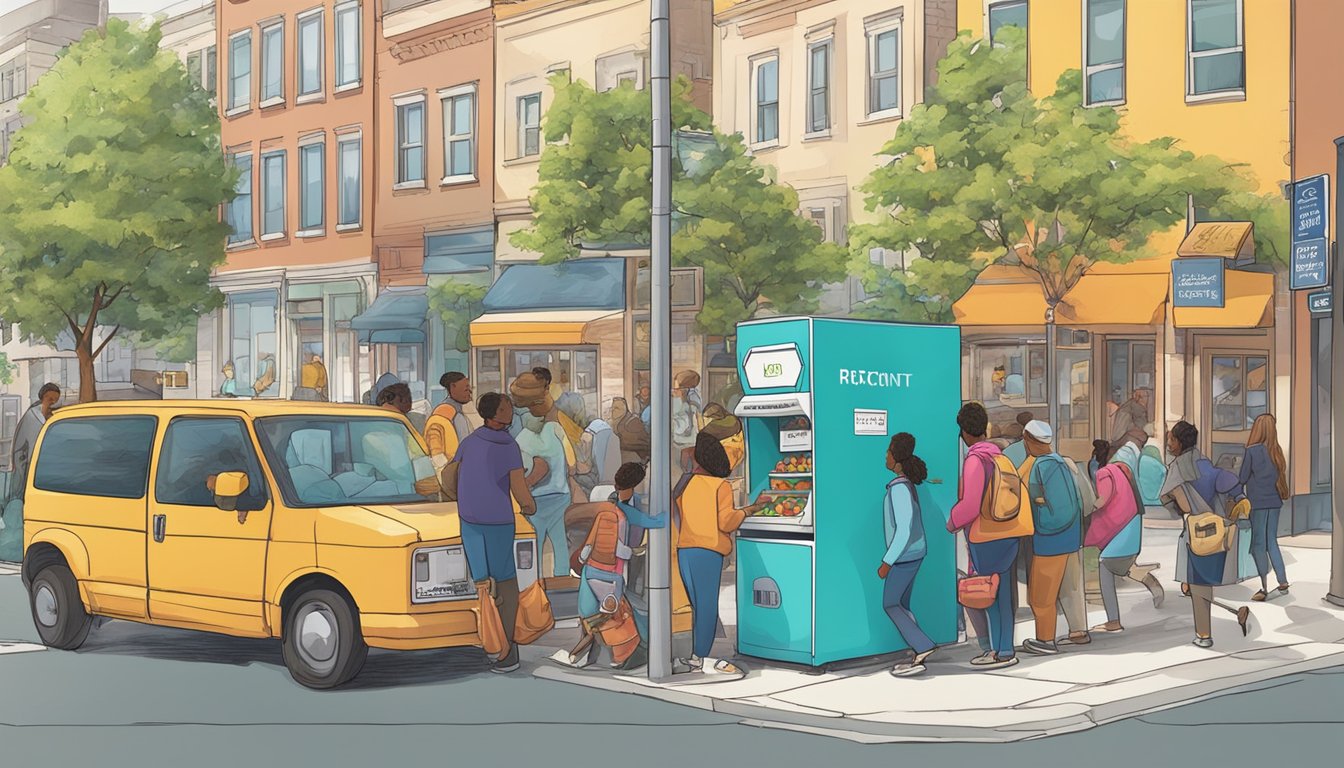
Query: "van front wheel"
282 589 367 689
29 564 92 650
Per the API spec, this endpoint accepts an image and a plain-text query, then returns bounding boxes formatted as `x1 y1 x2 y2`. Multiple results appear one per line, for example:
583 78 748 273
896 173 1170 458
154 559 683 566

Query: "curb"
532 645 1344 743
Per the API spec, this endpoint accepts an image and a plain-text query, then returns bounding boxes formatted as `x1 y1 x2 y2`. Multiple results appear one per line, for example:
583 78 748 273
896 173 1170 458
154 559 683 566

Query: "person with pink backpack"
1087 441 1146 632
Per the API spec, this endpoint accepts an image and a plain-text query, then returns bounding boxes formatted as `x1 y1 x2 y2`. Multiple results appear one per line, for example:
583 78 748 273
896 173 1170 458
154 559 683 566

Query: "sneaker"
970 651 1000 666
1277 583 1291 595
1091 620 1124 633
1021 638 1059 656
1059 631 1091 646
1252 590 1268 602
491 647 521 674
890 662 927 677
1192 636 1214 649
974 654 1019 670
912 649 936 666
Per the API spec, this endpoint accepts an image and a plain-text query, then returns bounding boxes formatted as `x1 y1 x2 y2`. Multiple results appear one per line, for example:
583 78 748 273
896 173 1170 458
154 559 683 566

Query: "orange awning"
1173 270 1274 329
954 267 1167 327
469 310 623 347
952 266 1048 327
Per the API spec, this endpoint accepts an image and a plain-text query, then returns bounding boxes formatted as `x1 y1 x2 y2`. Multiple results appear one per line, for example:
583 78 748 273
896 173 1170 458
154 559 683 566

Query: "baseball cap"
1024 420 1054 444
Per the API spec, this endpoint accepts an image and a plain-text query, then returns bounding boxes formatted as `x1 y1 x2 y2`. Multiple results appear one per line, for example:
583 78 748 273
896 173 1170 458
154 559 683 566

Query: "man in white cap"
1018 420 1088 655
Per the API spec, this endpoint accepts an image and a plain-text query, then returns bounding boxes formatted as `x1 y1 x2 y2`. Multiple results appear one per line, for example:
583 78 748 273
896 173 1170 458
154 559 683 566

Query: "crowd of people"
875 400 1291 677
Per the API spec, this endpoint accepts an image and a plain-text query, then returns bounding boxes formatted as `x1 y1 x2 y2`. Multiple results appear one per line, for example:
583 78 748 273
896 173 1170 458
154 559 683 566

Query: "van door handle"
153 514 166 543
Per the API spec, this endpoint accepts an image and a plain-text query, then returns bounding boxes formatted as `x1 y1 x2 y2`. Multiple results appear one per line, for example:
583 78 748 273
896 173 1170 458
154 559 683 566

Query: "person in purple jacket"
1240 414 1290 601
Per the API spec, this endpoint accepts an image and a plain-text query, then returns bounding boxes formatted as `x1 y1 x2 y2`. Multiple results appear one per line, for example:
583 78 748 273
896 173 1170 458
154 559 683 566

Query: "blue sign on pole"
1293 174 1329 242
1308 291 1333 315
1172 257 1225 308
1291 238 1330 290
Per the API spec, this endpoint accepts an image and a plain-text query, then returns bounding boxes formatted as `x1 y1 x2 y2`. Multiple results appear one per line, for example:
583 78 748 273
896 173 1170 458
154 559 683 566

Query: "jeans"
883 559 935 654
678 547 724 658
532 493 572 578
969 538 1019 658
1099 555 1139 624
1249 508 1288 589
460 521 517 583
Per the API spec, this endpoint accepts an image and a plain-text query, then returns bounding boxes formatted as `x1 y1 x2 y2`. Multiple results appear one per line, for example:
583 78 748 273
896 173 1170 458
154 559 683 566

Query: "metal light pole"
646 0 674 677
1327 137 1344 607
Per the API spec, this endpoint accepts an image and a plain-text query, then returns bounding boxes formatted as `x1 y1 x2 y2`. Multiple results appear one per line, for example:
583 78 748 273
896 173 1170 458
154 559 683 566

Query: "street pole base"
1325 592 1344 608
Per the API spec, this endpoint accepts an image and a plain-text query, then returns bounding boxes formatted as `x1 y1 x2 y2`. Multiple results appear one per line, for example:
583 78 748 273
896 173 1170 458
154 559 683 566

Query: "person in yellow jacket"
674 432 765 676
425 372 474 473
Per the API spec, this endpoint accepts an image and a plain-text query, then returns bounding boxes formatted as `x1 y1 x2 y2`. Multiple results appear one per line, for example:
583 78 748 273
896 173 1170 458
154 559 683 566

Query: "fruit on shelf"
754 495 806 518
770 478 815 491
772 455 813 474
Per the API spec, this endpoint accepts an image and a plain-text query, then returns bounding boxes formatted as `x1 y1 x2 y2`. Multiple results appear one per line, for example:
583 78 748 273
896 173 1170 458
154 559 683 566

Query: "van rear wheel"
29 564 92 650
282 588 367 689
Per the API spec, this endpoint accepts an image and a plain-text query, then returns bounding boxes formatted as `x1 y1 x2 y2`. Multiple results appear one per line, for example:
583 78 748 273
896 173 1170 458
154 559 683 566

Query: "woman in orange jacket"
674 431 764 675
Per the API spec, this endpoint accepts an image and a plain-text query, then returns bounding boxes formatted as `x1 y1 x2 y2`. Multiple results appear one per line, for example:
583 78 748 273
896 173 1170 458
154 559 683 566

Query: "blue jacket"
1186 456 1245 586
882 477 927 565
1239 444 1284 510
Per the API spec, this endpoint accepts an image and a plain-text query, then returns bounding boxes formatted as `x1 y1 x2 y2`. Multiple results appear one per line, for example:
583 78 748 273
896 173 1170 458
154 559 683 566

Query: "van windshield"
255 415 438 508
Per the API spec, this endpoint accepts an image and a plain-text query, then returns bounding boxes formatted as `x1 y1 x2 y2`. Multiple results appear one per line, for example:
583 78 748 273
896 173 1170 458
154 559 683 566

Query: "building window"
227 152 253 244
337 134 361 228
335 1 361 89
807 207 829 240
517 93 541 157
227 290 279 397
299 140 324 233
989 1 1028 46
1085 0 1125 105
866 25 900 118
298 9 324 98
616 71 638 87
752 56 779 146
206 45 217 97
186 47 217 95
1188 0 1244 98
260 21 284 104
260 150 286 238
187 50 203 88
1208 352 1267 472
441 85 476 182
228 30 251 112
807 41 831 135
0 60 26 102
396 100 425 186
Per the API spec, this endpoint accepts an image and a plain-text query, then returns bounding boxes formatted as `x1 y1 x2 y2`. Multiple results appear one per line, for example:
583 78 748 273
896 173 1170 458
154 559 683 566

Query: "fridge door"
735 537 814 665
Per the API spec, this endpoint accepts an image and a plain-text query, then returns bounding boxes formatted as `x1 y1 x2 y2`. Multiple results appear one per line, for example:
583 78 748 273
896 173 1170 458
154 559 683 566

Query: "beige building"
479 0 713 413
713 0 957 313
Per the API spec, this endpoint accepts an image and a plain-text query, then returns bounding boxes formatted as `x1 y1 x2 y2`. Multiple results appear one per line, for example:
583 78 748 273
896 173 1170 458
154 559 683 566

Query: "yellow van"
20 400 537 689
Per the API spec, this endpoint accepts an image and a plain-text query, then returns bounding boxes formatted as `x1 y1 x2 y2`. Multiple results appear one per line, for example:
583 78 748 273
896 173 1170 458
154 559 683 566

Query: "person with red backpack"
947 402 1034 670
1018 420 1084 656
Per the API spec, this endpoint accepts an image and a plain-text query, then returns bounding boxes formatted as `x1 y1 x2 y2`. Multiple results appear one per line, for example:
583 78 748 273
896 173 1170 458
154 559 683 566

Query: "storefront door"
1105 339 1156 441
1205 352 1269 473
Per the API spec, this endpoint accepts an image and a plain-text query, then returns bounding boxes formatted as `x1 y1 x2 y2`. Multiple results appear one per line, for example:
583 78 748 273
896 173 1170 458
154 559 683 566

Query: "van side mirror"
210 471 250 512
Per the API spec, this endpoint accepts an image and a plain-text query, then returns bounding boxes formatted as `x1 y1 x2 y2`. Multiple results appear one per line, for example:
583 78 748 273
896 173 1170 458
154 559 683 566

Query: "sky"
0 0 191 19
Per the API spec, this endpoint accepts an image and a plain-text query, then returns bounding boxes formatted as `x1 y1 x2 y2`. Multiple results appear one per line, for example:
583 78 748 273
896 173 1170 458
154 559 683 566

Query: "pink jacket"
948 441 1001 533
1084 463 1140 550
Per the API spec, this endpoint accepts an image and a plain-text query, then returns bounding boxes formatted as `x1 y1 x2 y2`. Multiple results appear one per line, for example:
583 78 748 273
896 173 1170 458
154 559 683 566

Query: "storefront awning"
1055 273 1168 325
482 258 626 313
1173 270 1274 329
952 266 1048 327
351 286 428 344
469 310 623 347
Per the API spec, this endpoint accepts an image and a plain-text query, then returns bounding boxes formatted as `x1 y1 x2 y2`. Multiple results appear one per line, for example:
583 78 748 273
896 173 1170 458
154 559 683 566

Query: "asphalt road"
0 573 1339 768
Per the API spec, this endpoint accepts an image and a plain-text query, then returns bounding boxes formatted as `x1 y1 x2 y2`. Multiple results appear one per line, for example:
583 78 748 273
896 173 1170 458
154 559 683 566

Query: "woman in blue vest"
878 433 936 677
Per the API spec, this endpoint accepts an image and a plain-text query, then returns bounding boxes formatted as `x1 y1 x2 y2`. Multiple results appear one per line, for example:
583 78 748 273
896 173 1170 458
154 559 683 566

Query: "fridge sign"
853 409 888 436
743 344 803 390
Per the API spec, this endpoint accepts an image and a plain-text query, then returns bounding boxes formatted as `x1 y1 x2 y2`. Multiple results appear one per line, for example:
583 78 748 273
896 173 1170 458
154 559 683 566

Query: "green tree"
428 277 489 355
0 20 234 402
852 28 1266 324
511 76 847 338
0 351 14 385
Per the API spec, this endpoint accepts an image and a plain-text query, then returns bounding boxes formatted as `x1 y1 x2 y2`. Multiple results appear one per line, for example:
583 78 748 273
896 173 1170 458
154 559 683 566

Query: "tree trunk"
76 332 98 403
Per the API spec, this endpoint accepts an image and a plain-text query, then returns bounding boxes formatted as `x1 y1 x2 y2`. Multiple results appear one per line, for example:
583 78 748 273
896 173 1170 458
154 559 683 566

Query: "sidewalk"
530 529 1344 743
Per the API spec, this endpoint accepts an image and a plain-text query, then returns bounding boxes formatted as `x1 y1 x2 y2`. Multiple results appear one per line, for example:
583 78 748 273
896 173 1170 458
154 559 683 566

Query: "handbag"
957 572 1000 610
514 581 555 645
474 581 510 660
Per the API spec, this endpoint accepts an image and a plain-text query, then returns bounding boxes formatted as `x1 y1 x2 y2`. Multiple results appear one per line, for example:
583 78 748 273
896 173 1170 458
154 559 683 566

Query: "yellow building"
946 1 1325 530
713 0 959 313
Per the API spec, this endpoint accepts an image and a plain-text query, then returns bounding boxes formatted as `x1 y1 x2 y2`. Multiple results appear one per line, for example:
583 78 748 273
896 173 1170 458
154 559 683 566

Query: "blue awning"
351 286 429 344
482 258 626 312
424 226 493 275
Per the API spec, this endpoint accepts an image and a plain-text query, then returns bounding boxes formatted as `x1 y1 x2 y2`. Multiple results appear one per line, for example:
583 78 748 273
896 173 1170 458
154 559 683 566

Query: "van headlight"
410 545 474 603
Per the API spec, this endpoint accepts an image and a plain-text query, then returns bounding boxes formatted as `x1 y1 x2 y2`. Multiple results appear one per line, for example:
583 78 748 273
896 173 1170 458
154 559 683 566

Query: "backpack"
1186 510 1232 557
1028 454 1082 536
979 453 1026 522
1114 462 1145 516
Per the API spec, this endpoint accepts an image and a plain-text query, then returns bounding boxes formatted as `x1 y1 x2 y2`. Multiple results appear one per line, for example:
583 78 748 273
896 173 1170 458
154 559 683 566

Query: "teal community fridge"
732 316 961 667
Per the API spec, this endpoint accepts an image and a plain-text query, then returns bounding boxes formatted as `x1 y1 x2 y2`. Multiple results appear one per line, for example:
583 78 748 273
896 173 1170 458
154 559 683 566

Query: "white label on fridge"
854 409 888 436
780 429 812 452
743 344 804 389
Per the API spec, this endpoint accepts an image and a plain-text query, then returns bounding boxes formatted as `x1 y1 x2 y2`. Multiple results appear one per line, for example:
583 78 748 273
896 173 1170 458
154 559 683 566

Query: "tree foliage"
853 28 1269 322
512 76 847 337
428 277 489 354
0 20 235 401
